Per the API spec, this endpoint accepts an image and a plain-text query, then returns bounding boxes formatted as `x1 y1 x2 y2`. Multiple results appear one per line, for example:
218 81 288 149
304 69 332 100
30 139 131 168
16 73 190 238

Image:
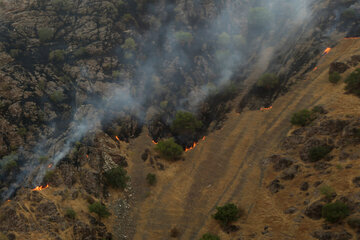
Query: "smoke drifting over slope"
2 0 356 200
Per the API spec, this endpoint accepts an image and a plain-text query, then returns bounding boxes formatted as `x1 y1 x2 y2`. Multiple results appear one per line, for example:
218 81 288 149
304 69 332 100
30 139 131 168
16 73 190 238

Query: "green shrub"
160 100 168 109
199 233 220 240
104 166 130 189
217 32 231 47
146 173 156 186
248 7 271 29
212 203 241 226
308 145 332 162
121 38 137 51
4 160 17 172
38 28 54 43
122 13 137 25
329 72 341 84
171 111 203 135
319 185 336 199
345 68 360 97
347 217 360 229
341 8 356 21
215 49 230 62
17 127 27 137
52 0 73 11
65 208 76 219
9 49 21 58
353 128 360 138
290 109 314 126
322 201 349 223
174 31 193 45
74 47 89 59
49 50 65 62
112 70 122 79
38 155 49 163
50 90 65 103
43 170 55 184
89 202 110 218
256 73 279 90
155 138 183 160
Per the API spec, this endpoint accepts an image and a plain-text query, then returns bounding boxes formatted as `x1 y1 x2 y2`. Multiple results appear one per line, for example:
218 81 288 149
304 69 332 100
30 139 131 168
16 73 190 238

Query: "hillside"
1 0 360 239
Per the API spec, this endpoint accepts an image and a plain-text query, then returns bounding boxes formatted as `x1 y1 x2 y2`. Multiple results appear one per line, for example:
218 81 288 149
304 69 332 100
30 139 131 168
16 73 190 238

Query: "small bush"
38 155 49 163
171 111 203 135
233 34 246 49
170 227 180 238
217 32 231 47
341 8 356 21
43 170 55 184
322 201 349 223
112 71 122 79
17 127 27 137
9 49 21 58
89 202 110 218
174 31 193 45
50 90 65 103
121 38 137 51
4 160 17 172
104 166 130 189
347 217 360 229
345 68 360 97
308 145 332 162
49 50 65 62
155 138 183 160
256 73 279 90
65 208 76 219
290 109 314 126
199 233 220 240
38 28 54 43
329 72 341 84
146 173 156 186
52 0 73 12
74 47 89 59
212 203 241 226
319 185 336 199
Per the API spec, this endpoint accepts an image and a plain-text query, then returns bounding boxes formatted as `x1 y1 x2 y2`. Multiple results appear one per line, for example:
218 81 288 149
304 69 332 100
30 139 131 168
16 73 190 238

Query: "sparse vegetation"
0 233 8 240
199 233 220 240
155 138 183 160
17 127 27 137
104 166 130 189
341 8 356 21
146 173 156 186
43 170 55 184
217 32 231 47
308 145 332 162
212 203 241 226
9 49 21 58
4 160 17 172
65 208 76 219
74 47 89 59
322 201 349 223
49 50 65 62
49 90 65 103
319 185 336 199
345 68 360 97
290 109 314 126
121 38 137 51
329 72 341 84
256 73 279 90
171 111 203 135
38 155 49 163
174 31 193 45
38 28 54 42
89 202 110 218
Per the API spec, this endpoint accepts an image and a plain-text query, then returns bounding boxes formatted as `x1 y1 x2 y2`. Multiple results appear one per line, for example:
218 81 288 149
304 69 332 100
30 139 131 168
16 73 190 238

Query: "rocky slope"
0 0 360 239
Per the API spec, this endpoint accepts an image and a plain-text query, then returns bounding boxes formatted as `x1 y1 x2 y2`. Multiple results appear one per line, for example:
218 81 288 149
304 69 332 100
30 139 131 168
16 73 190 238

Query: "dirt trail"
124 39 360 240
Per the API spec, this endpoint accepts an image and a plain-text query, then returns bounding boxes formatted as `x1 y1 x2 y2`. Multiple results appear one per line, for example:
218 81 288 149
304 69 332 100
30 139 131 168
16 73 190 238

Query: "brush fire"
260 106 272 111
32 184 49 191
322 47 331 56
185 136 206 152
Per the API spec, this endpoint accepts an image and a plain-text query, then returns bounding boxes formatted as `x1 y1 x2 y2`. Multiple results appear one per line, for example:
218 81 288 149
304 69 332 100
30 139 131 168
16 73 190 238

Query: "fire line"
32 184 49 191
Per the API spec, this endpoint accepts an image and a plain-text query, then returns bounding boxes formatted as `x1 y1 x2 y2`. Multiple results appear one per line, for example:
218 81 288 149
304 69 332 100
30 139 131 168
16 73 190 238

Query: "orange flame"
184 136 206 152
260 106 273 111
344 37 360 40
322 48 331 56
7 200 11 202
313 66 318 71
48 164 53 168
32 184 49 191
115 136 120 141
152 140 158 144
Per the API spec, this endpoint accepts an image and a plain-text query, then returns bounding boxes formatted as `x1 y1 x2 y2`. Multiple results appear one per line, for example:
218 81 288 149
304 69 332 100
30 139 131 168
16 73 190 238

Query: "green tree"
212 203 241 226
199 233 220 240
49 50 65 62
329 72 341 84
155 138 183 160
38 28 54 43
322 201 349 223
50 90 65 103
308 145 332 162
89 202 111 218
104 166 130 189
290 109 314 126
146 173 156 186
345 68 360 97
121 38 137 51
171 111 203 135
256 73 279 90
174 31 193 45
74 47 89 59
4 160 17 172
65 208 76 219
